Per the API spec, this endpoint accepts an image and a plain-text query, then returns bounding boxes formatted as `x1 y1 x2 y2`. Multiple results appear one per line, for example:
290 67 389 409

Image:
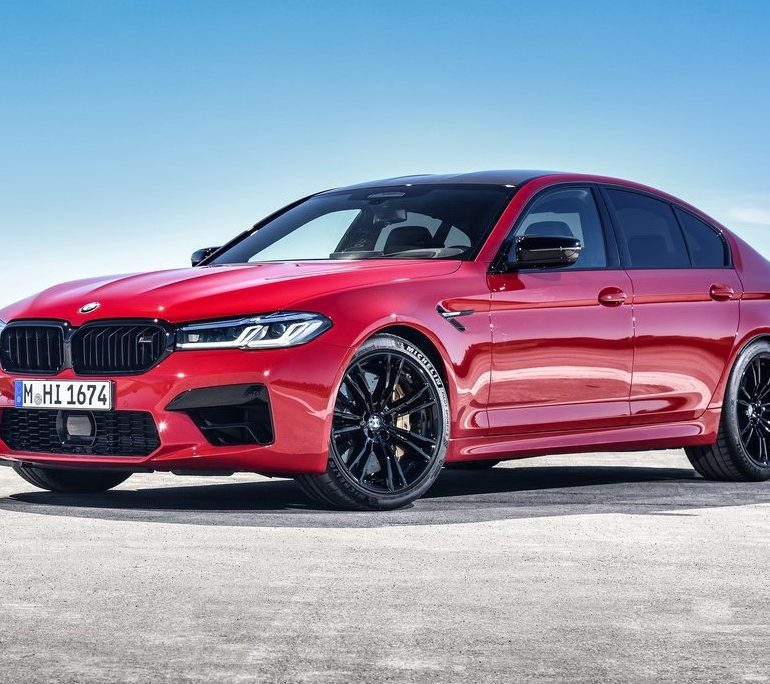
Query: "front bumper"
0 341 351 474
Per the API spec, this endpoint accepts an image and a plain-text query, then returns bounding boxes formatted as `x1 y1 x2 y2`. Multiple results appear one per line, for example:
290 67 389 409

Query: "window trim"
598 184 733 270
490 183 621 274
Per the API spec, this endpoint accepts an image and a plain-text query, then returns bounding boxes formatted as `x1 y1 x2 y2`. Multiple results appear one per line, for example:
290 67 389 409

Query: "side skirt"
445 408 721 463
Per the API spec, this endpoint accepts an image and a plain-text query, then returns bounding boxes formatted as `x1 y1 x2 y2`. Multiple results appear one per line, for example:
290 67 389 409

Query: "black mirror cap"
191 247 221 267
510 235 582 269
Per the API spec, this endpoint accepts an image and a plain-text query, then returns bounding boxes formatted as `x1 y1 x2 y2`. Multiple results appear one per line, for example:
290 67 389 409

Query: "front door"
488 185 634 434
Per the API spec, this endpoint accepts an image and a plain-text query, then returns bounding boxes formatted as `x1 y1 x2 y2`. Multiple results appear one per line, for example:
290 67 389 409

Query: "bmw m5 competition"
1 170 769 509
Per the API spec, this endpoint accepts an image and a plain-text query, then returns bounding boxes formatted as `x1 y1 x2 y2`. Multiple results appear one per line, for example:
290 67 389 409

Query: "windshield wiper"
329 250 385 260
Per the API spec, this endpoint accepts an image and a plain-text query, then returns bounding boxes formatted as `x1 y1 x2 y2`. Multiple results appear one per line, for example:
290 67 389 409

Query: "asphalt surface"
0 449 769 683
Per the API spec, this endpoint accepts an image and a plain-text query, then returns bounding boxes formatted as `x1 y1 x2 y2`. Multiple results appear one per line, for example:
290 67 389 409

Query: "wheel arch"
709 330 770 410
374 324 449 387
332 319 459 422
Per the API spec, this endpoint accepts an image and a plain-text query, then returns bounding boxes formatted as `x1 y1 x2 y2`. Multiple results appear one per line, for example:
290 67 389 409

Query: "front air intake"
0 409 161 457
166 384 274 446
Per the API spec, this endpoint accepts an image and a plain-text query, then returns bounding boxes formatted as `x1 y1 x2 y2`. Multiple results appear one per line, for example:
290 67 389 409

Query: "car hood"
0 260 462 325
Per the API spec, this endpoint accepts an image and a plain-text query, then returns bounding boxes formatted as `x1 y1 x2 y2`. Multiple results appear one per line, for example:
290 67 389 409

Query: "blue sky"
1 0 769 304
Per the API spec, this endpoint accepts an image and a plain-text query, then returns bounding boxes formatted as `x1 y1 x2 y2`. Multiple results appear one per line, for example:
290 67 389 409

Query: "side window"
674 207 729 268
512 187 607 269
604 189 689 269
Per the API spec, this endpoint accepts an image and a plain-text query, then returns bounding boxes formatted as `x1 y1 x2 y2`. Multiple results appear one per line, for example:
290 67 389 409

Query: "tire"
13 464 131 493
686 339 770 482
296 333 450 510
445 460 500 470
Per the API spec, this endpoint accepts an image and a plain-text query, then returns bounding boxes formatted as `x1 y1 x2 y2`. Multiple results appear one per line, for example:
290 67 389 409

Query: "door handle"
598 287 628 307
709 284 735 301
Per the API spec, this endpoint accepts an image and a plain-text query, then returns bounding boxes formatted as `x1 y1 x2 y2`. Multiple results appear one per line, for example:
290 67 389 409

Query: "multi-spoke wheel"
686 340 770 481
736 354 770 464
296 333 449 510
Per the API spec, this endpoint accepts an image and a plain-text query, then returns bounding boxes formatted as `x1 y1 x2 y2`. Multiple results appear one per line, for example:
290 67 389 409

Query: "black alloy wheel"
736 353 770 465
332 349 443 493
296 334 449 510
686 340 770 481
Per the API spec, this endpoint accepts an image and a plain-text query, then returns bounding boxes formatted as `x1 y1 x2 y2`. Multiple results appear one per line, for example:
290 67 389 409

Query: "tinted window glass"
374 217 474 252
512 187 607 269
605 189 689 268
674 208 728 268
251 210 361 261
213 185 512 263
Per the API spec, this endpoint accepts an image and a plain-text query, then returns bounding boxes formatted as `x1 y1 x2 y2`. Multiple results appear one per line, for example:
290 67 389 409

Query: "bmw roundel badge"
79 302 101 314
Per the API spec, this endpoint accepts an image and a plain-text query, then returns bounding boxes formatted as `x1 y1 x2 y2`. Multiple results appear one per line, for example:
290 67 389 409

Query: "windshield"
211 184 513 263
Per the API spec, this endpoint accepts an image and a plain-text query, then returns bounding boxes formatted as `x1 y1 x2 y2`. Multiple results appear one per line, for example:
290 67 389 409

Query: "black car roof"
327 170 558 192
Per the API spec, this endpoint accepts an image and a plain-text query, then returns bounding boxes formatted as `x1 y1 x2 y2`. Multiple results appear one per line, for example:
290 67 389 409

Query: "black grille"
0 409 160 457
0 325 65 375
72 324 169 375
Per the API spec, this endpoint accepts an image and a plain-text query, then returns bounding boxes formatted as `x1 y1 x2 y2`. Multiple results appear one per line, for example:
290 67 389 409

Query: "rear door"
487 185 634 434
601 187 742 424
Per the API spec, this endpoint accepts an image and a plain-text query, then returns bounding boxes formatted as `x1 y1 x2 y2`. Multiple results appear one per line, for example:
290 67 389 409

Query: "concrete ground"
0 450 769 683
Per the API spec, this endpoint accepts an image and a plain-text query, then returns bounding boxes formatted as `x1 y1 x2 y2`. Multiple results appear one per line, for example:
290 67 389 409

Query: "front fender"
298 262 493 439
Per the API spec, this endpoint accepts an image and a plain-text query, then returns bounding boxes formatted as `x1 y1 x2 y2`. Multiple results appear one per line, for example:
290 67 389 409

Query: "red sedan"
1 170 767 509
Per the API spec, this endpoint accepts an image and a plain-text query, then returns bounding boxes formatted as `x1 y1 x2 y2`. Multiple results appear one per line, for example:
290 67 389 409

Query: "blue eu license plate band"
12 379 114 411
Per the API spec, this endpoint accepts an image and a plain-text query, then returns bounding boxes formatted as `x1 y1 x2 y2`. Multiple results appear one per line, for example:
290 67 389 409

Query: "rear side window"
674 207 729 268
604 189 690 269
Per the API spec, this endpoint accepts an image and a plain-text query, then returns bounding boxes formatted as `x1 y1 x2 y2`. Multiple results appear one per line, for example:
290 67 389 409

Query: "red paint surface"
1 172 767 473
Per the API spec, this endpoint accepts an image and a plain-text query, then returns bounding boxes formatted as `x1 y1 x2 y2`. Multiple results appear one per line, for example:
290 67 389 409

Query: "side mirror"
191 247 220 267
510 235 582 269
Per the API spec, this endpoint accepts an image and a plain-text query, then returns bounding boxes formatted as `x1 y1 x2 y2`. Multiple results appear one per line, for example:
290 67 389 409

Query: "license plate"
14 380 113 411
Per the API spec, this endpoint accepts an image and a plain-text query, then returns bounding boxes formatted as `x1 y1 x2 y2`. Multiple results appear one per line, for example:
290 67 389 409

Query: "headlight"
0 320 5 336
176 312 331 350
